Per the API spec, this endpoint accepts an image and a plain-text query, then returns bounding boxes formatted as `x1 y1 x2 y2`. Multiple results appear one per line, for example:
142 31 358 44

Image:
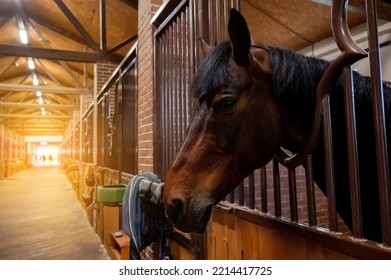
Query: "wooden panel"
207 209 355 260
102 205 120 247
171 240 196 260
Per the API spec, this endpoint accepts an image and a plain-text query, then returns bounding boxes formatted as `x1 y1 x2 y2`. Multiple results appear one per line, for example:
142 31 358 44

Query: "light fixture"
41 110 46 116
36 91 42 97
32 73 39 85
19 29 28 45
38 97 43 104
27 57 35 70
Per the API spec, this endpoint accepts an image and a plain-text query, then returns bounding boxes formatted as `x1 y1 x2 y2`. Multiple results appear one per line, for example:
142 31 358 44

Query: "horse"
163 8 391 243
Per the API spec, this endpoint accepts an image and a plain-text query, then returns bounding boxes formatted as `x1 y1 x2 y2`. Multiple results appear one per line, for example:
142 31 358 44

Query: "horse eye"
216 97 236 112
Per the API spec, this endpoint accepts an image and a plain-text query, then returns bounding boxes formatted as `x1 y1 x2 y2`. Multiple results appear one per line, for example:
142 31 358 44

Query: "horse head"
163 9 285 233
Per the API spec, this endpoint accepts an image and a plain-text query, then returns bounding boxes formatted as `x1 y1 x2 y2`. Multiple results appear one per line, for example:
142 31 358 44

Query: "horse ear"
228 9 251 66
199 37 212 56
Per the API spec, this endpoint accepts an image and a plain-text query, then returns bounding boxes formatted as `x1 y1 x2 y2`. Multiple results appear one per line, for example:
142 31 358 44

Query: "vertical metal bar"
208 0 214 45
343 66 363 238
224 0 230 40
322 96 338 232
365 0 391 246
216 0 222 43
260 167 268 213
117 72 123 180
198 0 210 44
179 12 184 144
167 26 172 165
163 32 169 177
173 19 179 153
238 181 244 206
249 172 255 209
305 155 317 226
288 168 298 222
273 159 282 217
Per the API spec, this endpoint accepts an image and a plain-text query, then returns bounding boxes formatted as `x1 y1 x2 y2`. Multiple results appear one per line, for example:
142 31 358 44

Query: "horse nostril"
169 198 185 223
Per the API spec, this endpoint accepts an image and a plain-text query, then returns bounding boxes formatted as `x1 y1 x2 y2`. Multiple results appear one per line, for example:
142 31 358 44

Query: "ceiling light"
36 91 42 97
19 29 28 45
41 110 46 116
40 107 45 111
32 74 39 86
27 57 35 70
38 97 43 104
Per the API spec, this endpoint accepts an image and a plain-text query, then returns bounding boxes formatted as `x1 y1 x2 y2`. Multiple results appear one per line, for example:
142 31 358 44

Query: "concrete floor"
0 166 111 260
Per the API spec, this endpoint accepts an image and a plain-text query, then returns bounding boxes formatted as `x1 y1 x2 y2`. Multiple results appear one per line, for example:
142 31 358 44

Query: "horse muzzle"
165 196 214 233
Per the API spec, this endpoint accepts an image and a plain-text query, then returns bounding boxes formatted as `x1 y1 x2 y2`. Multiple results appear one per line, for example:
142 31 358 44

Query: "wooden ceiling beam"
0 102 77 110
27 12 85 45
0 44 99 62
107 33 138 55
0 83 88 94
53 0 101 53
0 114 70 119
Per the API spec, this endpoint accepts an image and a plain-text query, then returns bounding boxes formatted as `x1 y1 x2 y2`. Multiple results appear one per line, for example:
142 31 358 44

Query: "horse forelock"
191 41 234 112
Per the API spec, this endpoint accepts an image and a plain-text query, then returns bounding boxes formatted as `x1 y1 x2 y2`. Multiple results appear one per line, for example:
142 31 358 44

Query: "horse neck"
266 47 332 152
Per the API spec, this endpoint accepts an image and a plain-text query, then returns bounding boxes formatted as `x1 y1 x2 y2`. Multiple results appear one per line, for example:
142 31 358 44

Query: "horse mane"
263 45 391 131
191 41 391 125
191 41 234 112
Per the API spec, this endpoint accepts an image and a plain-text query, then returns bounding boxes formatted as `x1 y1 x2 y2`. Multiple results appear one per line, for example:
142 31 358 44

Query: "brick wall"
137 0 163 174
92 62 118 165
137 0 163 260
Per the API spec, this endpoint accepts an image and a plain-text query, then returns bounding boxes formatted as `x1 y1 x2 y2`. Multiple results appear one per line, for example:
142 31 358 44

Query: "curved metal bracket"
275 0 367 169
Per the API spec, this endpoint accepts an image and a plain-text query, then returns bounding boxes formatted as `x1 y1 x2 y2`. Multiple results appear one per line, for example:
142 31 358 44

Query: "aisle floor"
0 166 111 260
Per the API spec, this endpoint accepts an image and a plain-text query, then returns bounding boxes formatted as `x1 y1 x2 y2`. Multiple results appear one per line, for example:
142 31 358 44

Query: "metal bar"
288 168 298 222
238 181 244 206
249 172 255 209
365 0 391 246
208 0 214 45
273 159 282 217
260 167 268 213
305 156 317 226
343 66 363 238
322 96 338 232
216 0 222 43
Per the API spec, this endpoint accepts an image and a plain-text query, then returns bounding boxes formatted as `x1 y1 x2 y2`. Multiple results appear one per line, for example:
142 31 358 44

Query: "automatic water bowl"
97 184 126 206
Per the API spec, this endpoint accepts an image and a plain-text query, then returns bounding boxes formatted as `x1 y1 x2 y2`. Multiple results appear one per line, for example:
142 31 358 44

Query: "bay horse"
163 9 391 243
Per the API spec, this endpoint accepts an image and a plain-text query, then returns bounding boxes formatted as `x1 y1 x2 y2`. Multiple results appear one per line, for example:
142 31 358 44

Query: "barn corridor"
0 166 110 260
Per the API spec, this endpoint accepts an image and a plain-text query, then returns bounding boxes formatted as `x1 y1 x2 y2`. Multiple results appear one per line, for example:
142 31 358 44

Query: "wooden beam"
53 0 101 52
27 12 85 45
27 18 84 87
0 114 70 119
0 102 77 110
0 83 88 94
0 44 99 63
107 33 138 55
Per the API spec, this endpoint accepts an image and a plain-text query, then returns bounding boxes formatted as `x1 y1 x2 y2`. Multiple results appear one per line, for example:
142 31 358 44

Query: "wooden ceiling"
0 0 390 137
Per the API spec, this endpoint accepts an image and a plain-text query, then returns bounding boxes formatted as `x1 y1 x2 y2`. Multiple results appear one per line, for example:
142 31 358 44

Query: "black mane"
191 41 233 111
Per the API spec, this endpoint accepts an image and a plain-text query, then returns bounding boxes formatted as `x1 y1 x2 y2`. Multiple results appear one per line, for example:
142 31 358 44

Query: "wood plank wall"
206 209 353 260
